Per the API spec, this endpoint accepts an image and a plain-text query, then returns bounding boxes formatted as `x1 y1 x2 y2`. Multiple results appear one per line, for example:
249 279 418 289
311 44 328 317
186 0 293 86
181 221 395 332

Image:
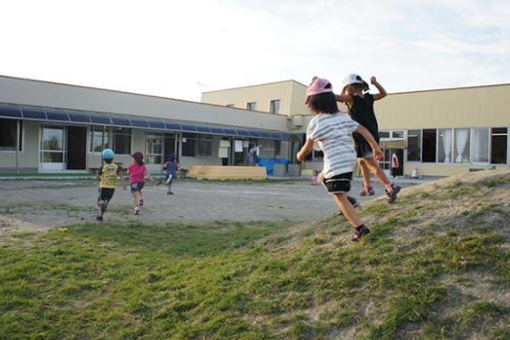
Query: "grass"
0 173 509 339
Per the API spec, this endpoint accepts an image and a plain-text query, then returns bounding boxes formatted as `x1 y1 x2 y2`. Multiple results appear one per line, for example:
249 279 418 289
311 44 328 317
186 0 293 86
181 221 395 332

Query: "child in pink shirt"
127 152 156 215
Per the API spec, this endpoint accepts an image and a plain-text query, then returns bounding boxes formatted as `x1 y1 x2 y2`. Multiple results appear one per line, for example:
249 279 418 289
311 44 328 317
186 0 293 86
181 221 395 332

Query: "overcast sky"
1 0 509 101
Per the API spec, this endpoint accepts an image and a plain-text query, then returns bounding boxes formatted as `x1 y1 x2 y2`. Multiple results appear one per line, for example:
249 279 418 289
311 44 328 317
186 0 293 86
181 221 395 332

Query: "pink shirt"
127 163 146 183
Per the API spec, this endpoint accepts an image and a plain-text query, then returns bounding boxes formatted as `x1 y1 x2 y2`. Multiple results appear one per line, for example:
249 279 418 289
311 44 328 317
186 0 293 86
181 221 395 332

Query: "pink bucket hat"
305 77 333 104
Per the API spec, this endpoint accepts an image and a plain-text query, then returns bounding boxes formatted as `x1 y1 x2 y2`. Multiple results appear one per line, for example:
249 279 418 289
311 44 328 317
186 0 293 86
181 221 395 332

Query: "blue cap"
102 148 114 160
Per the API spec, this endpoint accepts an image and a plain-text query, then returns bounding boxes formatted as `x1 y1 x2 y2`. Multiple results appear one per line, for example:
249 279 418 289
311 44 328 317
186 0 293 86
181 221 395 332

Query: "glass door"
41 125 66 171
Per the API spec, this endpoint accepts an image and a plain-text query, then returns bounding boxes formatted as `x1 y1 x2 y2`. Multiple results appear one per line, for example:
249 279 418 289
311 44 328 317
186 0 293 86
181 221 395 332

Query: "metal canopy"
0 104 292 140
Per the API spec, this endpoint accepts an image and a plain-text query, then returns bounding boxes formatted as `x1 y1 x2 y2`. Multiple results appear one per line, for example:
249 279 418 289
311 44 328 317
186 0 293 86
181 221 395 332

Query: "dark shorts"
98 188 115 202
324 172 353 194
354 140 374 159
130 182 145 193
165 174 174 184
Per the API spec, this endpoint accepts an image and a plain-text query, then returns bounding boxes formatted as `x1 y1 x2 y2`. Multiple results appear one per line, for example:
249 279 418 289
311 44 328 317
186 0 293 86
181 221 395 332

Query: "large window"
0 119 22 151
246 102 256 111
197 134 212 156
422 129 437 163
146 133 163 164
407 129 421 162
270 99 281 114
472 128 489 163
182 133 213 157
438 128 452 163
491 128 508 164
90 127 111 152
454 128 470 163
113 128 131 155
182 133 196 157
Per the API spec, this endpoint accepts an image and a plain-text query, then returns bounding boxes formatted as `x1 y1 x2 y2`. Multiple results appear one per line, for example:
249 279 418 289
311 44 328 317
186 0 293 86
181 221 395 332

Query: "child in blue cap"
96 148 127 221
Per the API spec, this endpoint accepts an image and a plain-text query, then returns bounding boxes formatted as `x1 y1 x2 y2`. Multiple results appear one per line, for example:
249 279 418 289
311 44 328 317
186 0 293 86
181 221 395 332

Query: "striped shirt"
306 113 359 179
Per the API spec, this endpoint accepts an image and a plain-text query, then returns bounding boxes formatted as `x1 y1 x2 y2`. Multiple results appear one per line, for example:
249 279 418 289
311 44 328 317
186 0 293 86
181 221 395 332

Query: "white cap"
341 73 366 90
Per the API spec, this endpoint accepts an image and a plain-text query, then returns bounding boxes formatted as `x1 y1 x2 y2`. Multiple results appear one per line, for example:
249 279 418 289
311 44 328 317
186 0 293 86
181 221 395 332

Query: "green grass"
0 175 509 339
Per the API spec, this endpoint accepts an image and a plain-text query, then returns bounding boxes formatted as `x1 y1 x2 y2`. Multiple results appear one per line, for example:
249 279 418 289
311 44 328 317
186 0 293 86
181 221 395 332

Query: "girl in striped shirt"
297 77 383 242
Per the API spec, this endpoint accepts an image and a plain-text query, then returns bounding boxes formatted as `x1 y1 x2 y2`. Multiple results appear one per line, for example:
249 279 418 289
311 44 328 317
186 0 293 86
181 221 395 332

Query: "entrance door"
41 126 66 171
67 126 87 170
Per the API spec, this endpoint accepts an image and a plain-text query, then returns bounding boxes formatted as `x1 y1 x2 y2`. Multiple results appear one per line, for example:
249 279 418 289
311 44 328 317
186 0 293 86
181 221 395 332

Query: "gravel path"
0 178 423 234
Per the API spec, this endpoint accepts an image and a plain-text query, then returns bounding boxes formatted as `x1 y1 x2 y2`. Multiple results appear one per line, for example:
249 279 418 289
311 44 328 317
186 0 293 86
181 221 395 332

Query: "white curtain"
455 129 469 163
472 128 489 163
442 129 452 163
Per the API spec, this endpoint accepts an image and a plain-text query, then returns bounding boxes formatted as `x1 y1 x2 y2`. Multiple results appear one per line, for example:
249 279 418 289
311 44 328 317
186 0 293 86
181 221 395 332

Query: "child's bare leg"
132 192 139 207
332 193 363 227
364 157 391 187
97 200 105 217
358 159 372 190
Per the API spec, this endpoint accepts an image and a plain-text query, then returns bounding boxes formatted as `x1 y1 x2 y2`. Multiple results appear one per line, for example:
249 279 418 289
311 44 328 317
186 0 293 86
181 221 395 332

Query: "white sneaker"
134 206 140 215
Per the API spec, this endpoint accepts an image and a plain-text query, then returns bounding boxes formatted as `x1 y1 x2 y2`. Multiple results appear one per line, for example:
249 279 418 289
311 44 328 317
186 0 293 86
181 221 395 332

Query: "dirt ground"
0 177 423 235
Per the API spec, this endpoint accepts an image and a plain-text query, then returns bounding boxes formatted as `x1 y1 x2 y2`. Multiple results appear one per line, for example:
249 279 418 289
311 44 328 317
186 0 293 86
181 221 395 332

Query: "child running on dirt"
127 152 156 215
96 148 127 221
336 74 401 203
161 153 179 195
297 77 383 241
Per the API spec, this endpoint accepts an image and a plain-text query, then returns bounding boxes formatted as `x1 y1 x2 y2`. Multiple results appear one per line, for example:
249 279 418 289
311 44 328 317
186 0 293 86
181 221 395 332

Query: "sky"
0 0 509 101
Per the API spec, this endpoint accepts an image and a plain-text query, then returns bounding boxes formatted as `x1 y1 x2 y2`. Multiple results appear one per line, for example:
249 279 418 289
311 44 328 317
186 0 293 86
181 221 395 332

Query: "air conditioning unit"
289 115 304 130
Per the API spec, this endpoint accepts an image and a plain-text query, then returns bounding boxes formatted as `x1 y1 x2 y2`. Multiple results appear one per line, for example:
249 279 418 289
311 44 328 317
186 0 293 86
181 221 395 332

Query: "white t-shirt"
306 112 359 179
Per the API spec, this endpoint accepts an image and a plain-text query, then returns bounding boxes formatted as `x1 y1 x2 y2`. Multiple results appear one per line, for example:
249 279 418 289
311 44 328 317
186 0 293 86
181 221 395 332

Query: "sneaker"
96 215 103 222
359 186 375 196
134 206 140 215
139 198 144 206
352 225 371 242
167 191 174 195
385 183 401 203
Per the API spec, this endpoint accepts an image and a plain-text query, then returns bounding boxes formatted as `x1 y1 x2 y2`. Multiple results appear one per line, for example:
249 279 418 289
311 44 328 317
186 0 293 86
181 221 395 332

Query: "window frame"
89 126 112 153
145 132 164 164
246 102 256 111
0 118 23 152
269 99 281 114
112 127 132 155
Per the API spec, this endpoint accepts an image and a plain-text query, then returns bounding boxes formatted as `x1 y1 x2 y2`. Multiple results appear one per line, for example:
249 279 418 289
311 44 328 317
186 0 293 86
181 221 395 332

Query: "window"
246 102 256 111
182 133 196 157
90 127 111 152
274 140 281 156
379 131 390 139
422 129 437 163
270 99 281 114
438 128 453 163
491 128 508 164
392 130 405 139
146 133 163 164
472 128 489 163
197 134 212 156
113 128 131 155
454 128 470 163
0 119 22 151
407 129 421 162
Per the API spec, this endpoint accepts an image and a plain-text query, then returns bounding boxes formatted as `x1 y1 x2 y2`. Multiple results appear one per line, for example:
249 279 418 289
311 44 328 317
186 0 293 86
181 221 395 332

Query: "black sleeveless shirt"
349 93 380 145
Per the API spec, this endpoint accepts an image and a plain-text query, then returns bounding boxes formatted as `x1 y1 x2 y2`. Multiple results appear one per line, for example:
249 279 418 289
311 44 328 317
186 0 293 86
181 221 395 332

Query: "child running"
96 148 127 221
336 74 401 203
161 153 179 195
297 77 383 241
127 151 156 215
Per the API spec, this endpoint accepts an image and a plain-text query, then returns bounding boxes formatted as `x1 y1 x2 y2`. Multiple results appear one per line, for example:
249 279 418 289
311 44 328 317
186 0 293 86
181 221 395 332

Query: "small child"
297 77 383 241
161 153 179 195
127 151 156 215
312 170 319 185
96 148 127 221
336 74 401 203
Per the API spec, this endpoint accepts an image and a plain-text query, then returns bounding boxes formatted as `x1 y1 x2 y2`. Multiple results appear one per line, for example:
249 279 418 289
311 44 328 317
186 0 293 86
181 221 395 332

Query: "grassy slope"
0 171 509 339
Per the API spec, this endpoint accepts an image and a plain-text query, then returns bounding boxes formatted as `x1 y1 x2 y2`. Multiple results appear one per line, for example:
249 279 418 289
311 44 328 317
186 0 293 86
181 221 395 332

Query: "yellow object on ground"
187 166 267 180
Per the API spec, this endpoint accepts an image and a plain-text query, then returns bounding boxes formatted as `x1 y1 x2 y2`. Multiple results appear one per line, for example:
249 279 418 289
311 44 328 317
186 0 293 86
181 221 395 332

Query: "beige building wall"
375 84 510 129
0 76 289 132
201 80 309 116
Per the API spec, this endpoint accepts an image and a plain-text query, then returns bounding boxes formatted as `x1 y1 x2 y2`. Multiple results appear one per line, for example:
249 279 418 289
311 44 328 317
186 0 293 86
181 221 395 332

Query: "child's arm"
119 169 127 190
296 139 314 162
335 92 353 105
144 169 156 184
370 76 387 101
96 167 102 181
354 125 384 161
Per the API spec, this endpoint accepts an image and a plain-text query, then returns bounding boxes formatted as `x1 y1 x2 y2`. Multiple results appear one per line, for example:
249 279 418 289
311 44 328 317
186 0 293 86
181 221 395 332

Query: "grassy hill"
1 169 509 339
